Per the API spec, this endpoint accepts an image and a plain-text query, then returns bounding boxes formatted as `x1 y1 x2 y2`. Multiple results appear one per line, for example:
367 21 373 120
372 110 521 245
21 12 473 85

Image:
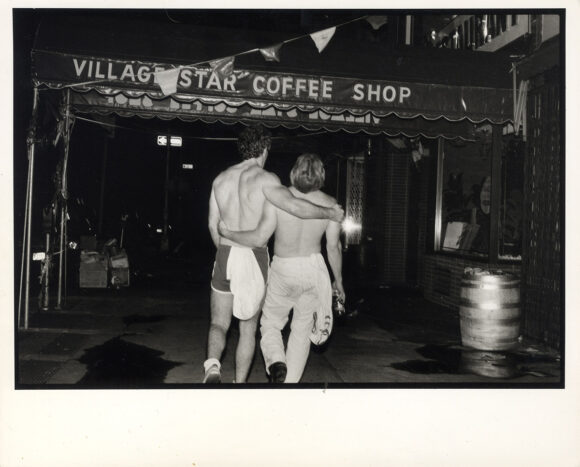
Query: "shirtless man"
219 153 345 383
204 128 344 384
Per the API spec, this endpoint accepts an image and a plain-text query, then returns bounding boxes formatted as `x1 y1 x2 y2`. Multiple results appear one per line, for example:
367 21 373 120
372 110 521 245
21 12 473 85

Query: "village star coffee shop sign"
33 51 512 122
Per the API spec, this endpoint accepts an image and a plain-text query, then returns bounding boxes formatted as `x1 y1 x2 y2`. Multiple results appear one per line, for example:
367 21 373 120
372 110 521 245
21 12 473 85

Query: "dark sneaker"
268 362 287 383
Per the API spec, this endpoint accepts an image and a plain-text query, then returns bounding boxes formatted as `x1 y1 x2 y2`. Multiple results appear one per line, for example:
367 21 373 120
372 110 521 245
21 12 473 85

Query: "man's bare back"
210 156 344 250
274 187 336 257
212 159 273 247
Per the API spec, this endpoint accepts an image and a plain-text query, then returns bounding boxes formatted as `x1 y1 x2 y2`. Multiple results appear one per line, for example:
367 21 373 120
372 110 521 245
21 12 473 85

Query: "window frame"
433 125 521 263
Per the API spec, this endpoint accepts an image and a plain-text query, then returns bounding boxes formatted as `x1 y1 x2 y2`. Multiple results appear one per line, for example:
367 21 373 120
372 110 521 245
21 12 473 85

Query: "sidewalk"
16 282 562 387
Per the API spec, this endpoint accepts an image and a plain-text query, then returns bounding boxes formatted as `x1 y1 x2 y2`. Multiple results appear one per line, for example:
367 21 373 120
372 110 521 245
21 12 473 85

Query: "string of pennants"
155 15 388 96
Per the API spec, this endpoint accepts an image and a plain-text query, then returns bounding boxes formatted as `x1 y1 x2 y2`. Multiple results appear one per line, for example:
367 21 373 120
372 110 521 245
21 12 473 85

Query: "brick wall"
521 67 562 349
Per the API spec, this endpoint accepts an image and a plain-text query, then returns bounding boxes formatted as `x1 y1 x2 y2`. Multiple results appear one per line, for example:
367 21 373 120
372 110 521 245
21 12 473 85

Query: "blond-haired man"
219 153 344 383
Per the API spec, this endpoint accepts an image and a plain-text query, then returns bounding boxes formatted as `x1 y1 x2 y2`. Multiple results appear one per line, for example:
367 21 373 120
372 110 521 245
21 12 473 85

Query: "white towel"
226 246 266 320
309 254 333 346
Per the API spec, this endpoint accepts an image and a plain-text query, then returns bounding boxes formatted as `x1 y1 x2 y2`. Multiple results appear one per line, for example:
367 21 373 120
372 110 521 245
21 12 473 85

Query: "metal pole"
56 90 71 310
512 63 517 124
56 198 65 308
23 86 40 329
63 203 68 304
41 230 50 310
489 124 502 264
161 138 170 252
56 201 66 305
98 135 108 236
24 144 35 328
433 138 444 251
17 131 32 327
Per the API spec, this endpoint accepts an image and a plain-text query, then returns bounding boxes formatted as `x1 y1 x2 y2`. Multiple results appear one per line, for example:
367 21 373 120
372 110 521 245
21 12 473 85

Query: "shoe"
268 362 287 383
203 359 221 384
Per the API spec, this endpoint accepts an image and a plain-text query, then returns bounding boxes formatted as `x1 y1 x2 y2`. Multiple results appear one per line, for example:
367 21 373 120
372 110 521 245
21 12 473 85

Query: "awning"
69 89 480 139
31 14 515 139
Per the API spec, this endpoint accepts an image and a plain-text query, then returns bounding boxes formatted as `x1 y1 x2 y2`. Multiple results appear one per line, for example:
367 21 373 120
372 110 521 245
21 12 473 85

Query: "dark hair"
290 153 325 193
237 126 272 160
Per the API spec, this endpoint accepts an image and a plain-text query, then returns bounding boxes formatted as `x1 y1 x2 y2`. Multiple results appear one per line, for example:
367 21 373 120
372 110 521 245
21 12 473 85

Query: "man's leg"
205 289 233 382
234 246 270 383
285 292 317 383
260 271 293 381
260 306 290 370
235 310 260 383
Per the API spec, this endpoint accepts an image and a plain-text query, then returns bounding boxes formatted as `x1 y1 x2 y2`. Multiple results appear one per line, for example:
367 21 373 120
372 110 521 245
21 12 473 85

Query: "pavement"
16 264 562 388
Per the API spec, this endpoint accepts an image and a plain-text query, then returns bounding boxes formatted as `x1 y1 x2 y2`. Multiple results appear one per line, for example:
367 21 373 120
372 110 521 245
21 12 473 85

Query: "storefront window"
434 127 523 261
438 137 492 257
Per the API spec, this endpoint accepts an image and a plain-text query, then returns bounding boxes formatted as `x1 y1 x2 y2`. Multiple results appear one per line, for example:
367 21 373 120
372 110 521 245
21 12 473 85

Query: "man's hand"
333 281 346 302
329 204 345 223
217 220 229 238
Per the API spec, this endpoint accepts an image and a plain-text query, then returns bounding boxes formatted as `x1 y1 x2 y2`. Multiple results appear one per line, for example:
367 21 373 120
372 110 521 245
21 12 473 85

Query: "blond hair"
290 153 325 193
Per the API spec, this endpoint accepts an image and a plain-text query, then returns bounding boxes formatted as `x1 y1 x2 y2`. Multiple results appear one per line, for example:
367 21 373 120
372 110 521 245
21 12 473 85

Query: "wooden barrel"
459 269 521 351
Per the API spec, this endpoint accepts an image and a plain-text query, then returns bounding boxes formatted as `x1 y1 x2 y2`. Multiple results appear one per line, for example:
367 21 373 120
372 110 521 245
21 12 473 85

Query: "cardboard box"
110 251 129 269
443 222 480 251
80 251 107 265
79 267 108 288
443 222 467 250
79 253 108 288
111 267 130 287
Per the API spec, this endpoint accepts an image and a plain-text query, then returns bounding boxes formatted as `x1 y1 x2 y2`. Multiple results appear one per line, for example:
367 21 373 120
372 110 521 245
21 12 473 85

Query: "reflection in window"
440 137 491 256
435 128 524 261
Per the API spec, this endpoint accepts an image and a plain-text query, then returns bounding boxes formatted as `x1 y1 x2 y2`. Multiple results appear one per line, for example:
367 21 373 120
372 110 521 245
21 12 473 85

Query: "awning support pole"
64 202 68 300
19 86 40 329
433 138 444 251
98 134 109 236
161 137 170 252
512 63 517 123
17 153 31 326
56 89 71 310
41 229 51 310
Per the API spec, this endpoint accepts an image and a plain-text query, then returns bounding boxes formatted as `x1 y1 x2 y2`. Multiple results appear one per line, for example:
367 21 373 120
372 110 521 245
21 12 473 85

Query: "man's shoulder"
214 164 241 184
253 169 280 186
212 171 226 189
311 190 337 208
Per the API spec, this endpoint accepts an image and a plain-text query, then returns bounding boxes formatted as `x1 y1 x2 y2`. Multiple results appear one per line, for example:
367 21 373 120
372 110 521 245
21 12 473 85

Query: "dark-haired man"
204 129 344 384
219 153 345 383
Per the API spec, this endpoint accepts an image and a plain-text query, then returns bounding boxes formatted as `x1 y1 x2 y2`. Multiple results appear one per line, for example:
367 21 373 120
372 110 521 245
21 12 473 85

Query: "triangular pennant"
366 16 388 31
209 56 235 80
154 68 181 96
259 43 283 62
310 27 336 53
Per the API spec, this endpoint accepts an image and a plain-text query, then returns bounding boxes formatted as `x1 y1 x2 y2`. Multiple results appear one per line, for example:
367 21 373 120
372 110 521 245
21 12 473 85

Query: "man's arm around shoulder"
219 201 277 248
260 172 344 222
208 184 221 248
